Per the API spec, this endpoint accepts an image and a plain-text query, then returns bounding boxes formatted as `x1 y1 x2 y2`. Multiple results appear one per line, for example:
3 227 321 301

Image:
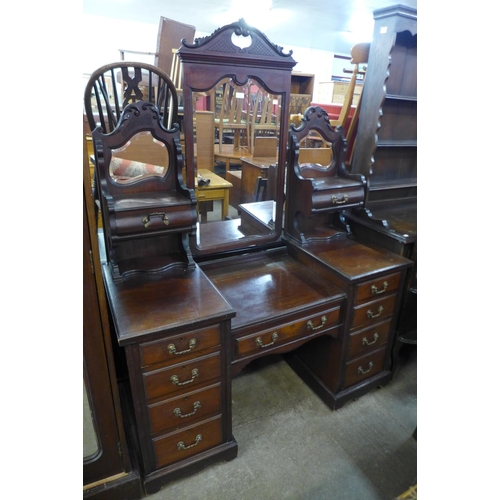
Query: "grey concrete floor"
142 347 417 500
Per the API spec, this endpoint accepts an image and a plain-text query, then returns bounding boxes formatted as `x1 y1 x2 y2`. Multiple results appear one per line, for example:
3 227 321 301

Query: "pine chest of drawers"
102 265 238 494
286 237 413 409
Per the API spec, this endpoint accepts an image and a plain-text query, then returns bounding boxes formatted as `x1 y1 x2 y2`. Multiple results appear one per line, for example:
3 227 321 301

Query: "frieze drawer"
140 325 221 368
153 414 223 469
348 319 391 359
143 351 221 401
310 183 365 212
148 382 222 435
235 306 341 358
350 294 397 331
354 273 400 304
342 347 386 389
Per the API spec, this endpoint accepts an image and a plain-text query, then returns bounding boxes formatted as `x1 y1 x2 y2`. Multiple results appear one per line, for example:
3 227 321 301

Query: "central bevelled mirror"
178 19 296 257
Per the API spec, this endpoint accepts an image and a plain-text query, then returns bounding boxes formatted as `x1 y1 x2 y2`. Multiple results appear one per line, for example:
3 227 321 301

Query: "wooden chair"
248 89 280 155
84 62 178 134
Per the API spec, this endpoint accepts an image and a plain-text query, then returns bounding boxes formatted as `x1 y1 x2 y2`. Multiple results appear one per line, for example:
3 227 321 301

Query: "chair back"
84 62 178 135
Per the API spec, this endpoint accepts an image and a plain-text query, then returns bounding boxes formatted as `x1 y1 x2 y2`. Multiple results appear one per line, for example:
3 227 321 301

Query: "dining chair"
248 89 280 155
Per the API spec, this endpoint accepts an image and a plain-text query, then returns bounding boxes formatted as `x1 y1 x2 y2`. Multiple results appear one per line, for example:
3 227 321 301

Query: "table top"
197 169 233 189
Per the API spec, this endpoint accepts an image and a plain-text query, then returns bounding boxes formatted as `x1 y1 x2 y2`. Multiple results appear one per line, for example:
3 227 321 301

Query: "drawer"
143 351 221 401
235 306 341 359
153 414 223 469
113 204 195 237
140 325 221 368
310 185 364 212
354 273 400 304
348 319 391 359
148 383 222 435
342 347 386 389
196 188 226 202
350 294 396 331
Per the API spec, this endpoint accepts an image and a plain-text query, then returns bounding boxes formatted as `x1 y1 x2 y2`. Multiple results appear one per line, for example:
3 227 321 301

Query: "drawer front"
140 325 221 368
235 306 341 358
143 351 221 401
196 188 226 202
311 186 364 212
354 273 400 304
350 294 396 331
148 383 222 435
153 415 223 469
343 348 386 389
348 319 391 359
114 205 194 237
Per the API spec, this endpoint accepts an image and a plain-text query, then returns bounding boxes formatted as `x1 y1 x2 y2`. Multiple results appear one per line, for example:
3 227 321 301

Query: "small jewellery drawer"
235 306 341 358
113 205 194 237
310 185 365 212
140 325 221 368
143 351 221 401
348 319 391 359
153 414 223 469
350 294 396 332
342 347 386 389
354 273 400 304
148 383 222 435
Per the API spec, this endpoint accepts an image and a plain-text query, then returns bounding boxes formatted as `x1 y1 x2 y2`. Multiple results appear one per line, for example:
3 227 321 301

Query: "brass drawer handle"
367 306 384 319
173 401 201 419
177 434 202 451
170 368 199 386
332 194 348 205
362 333 379 346
371 281 388 295
357 361 374 375
256 332 278 348
142 212 170 228
168 338 197 355
307 315 327 331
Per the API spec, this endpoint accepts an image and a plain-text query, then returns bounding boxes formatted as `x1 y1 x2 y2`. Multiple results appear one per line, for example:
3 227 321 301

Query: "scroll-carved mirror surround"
179 19 297 257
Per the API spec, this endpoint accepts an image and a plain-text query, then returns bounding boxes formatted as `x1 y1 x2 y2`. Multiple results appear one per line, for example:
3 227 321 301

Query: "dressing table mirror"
178 19 294 257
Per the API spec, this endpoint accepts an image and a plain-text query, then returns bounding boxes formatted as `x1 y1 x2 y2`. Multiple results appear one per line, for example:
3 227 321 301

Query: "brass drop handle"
371 281 388 295
142 212 170 228
170 368 199 386
357 361 374 375
168 338 197 355
177 434 202 451
256 332 278 348
367 306 384 319
331 194 348 205
307 315 327 331
362 333 379 346
173 401 201 419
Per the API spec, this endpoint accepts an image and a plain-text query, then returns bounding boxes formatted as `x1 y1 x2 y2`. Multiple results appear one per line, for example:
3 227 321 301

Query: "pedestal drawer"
140 325 221 368
148 383 222 435
235 306 341 358
342 348 386 389
143 351 221 401
354 273 400 303
348 319 391 359
153 414 223 468
350 294 396 331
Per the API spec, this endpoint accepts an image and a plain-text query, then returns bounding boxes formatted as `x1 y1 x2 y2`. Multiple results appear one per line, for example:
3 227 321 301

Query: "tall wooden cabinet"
345 5 417 344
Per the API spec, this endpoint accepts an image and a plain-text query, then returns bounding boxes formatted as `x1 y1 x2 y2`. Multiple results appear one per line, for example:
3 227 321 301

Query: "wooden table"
213 144 252 175
196 169 233 223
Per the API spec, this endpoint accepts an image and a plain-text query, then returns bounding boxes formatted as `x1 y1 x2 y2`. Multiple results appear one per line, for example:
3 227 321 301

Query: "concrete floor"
142 347 417 500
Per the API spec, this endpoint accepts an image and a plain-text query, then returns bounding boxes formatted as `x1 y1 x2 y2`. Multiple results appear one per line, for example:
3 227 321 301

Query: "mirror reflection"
110 131 169 182
191 78 282 247
83 378 99 459
298 131 333 168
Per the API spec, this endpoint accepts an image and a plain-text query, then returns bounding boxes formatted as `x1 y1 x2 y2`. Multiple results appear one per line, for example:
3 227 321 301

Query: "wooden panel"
148 383 222 435
143 351 221 401
350 294 396 331
140 325 221 368
153 415 223 468
348 319 391 359
354 272 400 303
342 348 386 389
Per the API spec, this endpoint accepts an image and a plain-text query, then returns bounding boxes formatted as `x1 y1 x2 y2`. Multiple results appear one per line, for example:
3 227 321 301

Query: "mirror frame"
178 18 296 257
